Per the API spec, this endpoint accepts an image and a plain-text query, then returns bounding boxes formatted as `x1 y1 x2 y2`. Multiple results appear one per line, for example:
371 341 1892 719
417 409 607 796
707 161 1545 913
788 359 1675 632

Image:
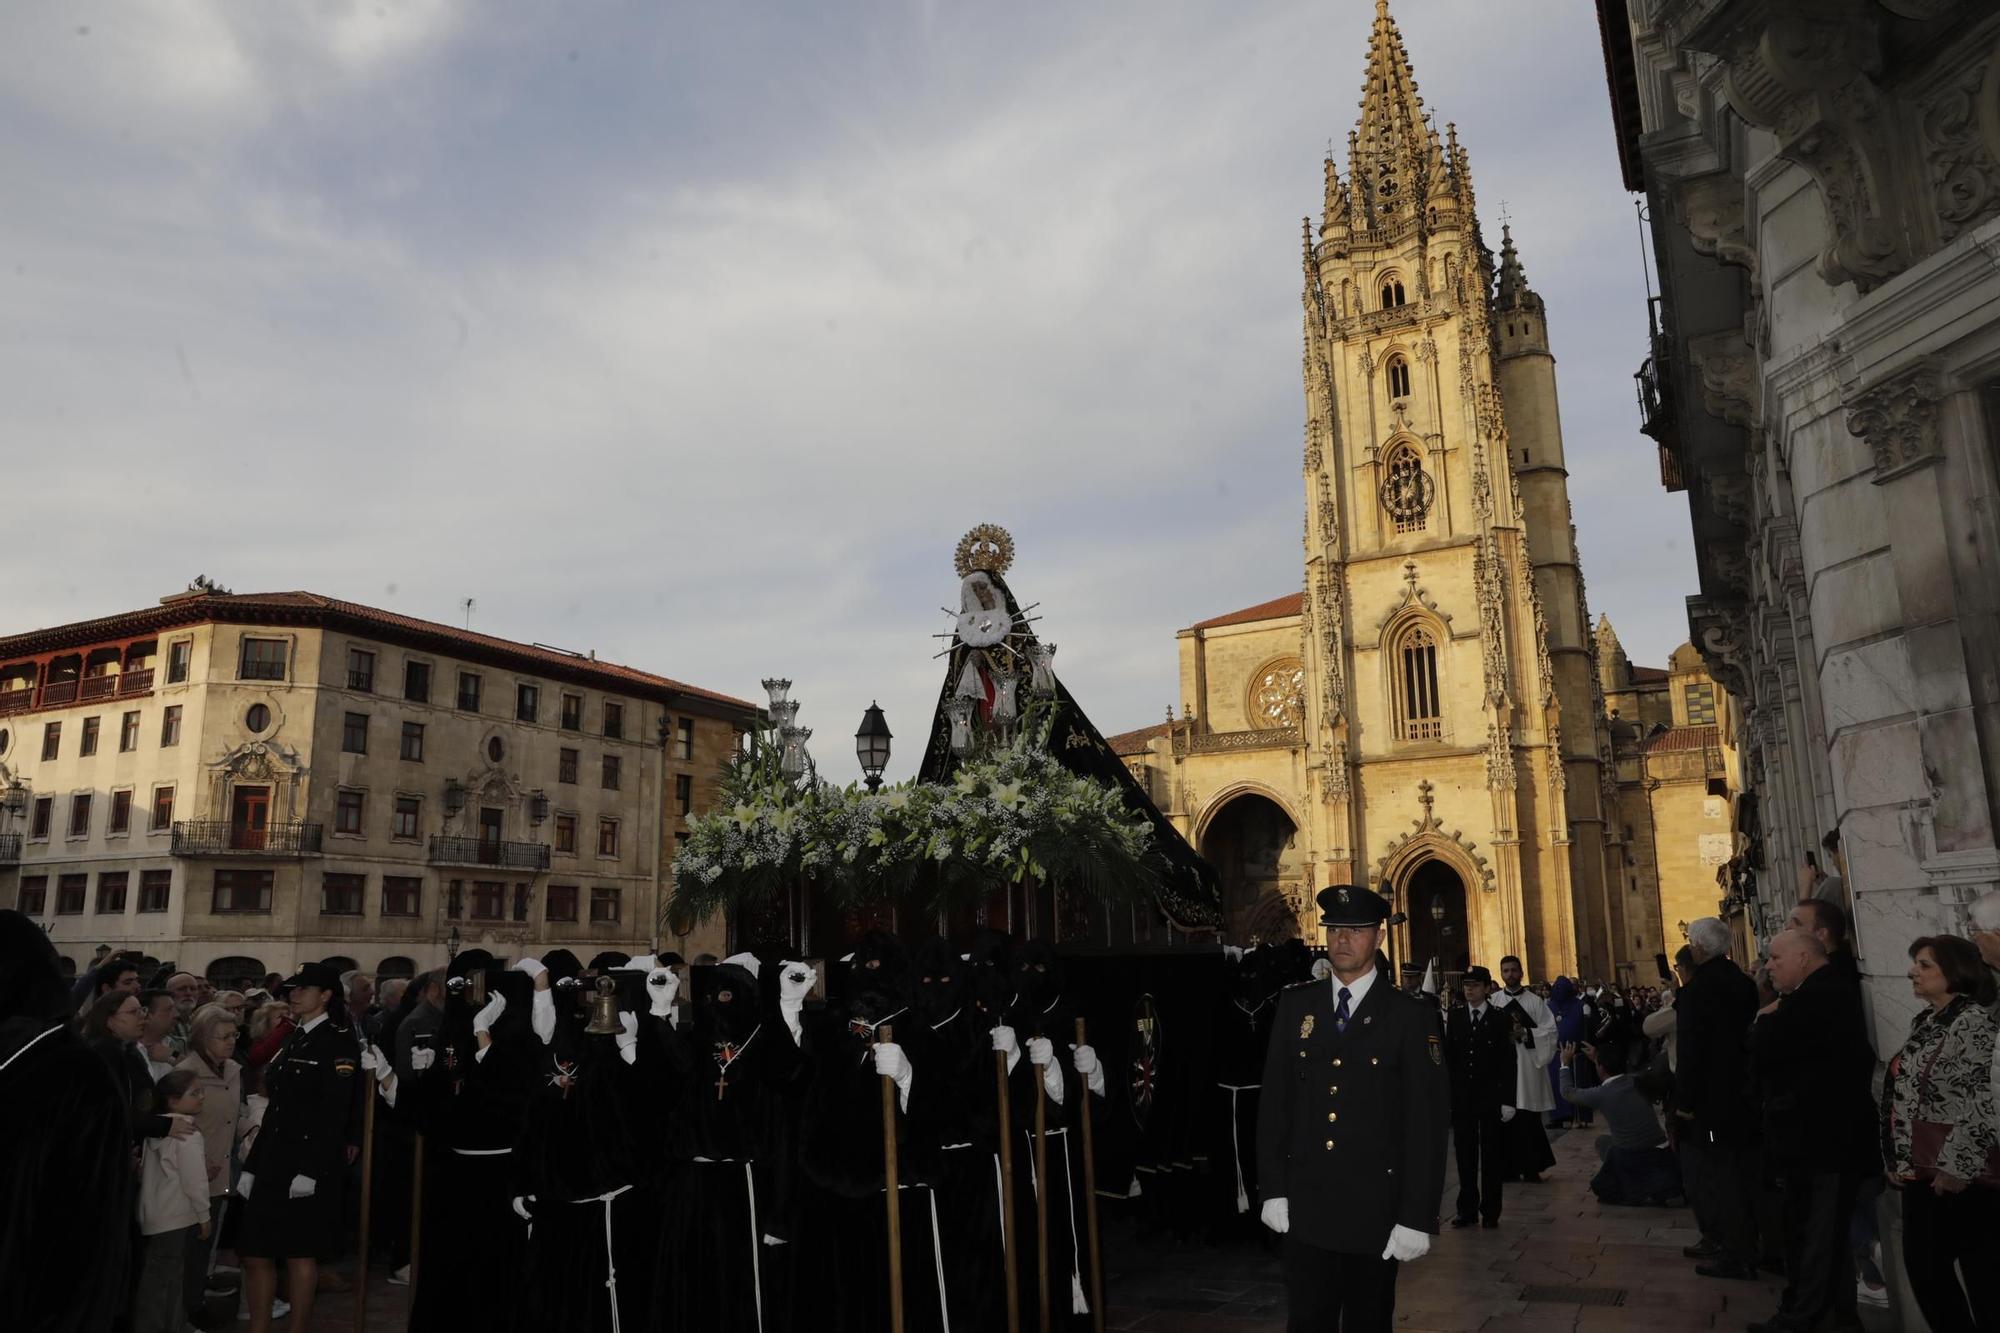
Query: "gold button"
1324 1139 1334 1150
1329 1086 1338 1095
1371 1057 1380 1066
1333 1058 1343 1067
1327 1111 1337 1122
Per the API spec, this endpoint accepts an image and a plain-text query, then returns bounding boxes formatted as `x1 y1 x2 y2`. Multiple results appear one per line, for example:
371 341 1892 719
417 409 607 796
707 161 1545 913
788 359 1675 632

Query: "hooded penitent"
1012 939 1063 1031
911 937 968 1030
966 928 1015 1022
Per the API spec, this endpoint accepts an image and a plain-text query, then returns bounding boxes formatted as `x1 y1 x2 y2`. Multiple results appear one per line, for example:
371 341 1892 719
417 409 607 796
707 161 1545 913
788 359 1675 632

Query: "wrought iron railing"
0 668 157 716
171 820 324 856
427 835 551 871
0 833 19 865
1635 296 1685 492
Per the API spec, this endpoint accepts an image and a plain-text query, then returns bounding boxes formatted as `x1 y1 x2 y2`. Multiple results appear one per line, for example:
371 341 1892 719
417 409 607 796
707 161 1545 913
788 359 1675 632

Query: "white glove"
777 962 811 1044
1027 1036 1054 1066
1500 1105 1516 1123
288 1175 316 1199
1027 1038 1064 1105
1382 1223 1431 1263
237 1172 255 1200
531 988 556 1045
991 1024 1020 1074
512 957 547 982
473 989 507 1036
511 1195 534 1222
647 967 680 1020
616 1011 639 1066
1072 1043 1106 1097
410 1046 436 1073
1260 1198 1289 1234
360 1043 387 1077
873 1041 914 1110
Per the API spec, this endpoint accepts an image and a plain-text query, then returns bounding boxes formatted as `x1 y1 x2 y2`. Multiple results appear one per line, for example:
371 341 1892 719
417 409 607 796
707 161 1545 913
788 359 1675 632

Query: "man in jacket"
1747 929 1879 1333
1258 885 1449 1332
1675 916 1763 1280
1445 966 1517 1227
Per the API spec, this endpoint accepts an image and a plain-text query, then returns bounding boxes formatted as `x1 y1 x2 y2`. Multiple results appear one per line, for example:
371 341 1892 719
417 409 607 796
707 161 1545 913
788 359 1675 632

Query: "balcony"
172 820 324 857
1634 296 1685 492
0 833 19 866
427 835 551 871
0 669 156 717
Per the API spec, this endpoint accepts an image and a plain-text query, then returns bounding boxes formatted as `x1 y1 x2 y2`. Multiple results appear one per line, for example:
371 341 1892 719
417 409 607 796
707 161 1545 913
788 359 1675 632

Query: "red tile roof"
1105 721 1174 756
1641 724 1719 754
1629 666 1669 684
0 591 758 717
1187 591 1304 631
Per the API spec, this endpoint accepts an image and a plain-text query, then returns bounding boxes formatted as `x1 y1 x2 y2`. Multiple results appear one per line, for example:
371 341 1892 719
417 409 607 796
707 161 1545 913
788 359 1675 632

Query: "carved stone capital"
1688 330 1760 429
1687 595 1751 698
1844 361 1946 483
1674 172 1758 280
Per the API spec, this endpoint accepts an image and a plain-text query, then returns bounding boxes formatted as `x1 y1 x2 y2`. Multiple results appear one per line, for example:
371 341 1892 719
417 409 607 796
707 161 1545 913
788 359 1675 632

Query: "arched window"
1386 354 1412 400
206 954 266 988
1395 625 1444 741
1381 276 1407 309
1380 442 1433 534
376 955 417 980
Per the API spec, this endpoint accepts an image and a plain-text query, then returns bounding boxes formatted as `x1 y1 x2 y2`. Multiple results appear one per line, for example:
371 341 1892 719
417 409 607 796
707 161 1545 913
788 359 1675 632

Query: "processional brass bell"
584 975 623 1035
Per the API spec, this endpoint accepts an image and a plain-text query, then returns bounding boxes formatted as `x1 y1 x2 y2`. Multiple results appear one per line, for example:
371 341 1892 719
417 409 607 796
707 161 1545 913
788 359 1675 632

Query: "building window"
560 694 583 731
138 870 171 913
342 712 369 754
589 886 621 924
1386 354 1412 399
166 641 192 684
150 786 175 831
119 711 141 753
1684 682 1717 727
673 831 689 861
79 716 100 757
160 705 182 747
601 755 621 791
392 795 421 840
404 660 431 703
1394 623 1444 742
68 794 92 838
559 748 579 784
213 870 274 914
512 882 531 922
109 789 133 835
517 684 540 723
1381 443 1433 534
457 672 482 712
401 721 425 762
40 722 60 761
18 876 47 915
30 796 52 840
335 789 365 835
597 818 619 858
96 872 128 915
486 736 505 764
547 883 579 922
348 648 375 692
321 873 365 916
56 874 87 915
1380 276 1407 309
602 701 624 740
554 813 577 855
245 703 270 733
676 718 695 761
470 881 506 920
238 638 288 681
381 876 422 917
675 773 693 817
446 880 463 920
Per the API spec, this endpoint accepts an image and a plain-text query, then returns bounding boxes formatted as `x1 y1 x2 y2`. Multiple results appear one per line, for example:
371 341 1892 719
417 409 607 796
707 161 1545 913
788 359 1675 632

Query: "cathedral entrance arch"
1197 791 1305 946
1402 859 1470 975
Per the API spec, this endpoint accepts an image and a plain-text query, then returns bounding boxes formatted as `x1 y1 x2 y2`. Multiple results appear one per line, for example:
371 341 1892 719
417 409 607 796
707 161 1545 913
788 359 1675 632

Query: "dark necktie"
1335 987 1352 1034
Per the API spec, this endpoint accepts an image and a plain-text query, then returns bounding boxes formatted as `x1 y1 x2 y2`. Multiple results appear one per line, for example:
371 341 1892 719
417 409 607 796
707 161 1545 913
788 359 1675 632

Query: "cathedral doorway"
1404 858 1469 975
1199 793 1305 946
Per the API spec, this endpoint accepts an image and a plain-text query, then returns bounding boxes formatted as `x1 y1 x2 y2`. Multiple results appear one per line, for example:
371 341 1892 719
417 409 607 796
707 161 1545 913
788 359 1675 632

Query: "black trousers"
1901 1182 2000 1333
1683 1138 1759 1266
1453 1111 1505 1223
1282 1234 1398 1333
1771 1171 1860 1330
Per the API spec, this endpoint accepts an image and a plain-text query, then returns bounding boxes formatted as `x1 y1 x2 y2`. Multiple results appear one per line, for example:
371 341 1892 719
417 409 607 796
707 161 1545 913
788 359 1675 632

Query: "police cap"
1316 884 1390 929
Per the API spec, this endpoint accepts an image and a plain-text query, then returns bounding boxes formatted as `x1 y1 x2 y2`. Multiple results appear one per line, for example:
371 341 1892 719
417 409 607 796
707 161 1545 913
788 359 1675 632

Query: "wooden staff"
1074 1018 1104 1333
879 1024 905 1333
407 1132 424 1291
354 1071 378 1333
995 1050 1020 1333
1033 1045 1051 1333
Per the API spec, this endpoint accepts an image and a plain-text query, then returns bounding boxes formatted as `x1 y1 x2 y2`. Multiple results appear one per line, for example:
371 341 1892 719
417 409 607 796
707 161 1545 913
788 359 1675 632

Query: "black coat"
89 1037 171 1143
1256 970 1449 1255
1445 1005 1517 1121
1674 955 1759 1146
1750 956 1880 1176
241 1016 363 1186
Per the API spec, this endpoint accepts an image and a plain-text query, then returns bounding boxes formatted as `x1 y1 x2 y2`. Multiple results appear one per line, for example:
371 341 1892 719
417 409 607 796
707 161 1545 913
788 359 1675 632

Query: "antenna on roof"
462 598 476 629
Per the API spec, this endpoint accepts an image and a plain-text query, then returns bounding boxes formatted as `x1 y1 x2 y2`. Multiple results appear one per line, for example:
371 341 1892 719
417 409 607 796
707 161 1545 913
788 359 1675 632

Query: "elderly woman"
175 1002 246 1322
1881 935 1999 1333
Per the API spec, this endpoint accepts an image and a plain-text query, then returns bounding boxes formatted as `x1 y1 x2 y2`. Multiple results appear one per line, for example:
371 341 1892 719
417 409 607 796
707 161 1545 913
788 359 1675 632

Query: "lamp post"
855 702 892 792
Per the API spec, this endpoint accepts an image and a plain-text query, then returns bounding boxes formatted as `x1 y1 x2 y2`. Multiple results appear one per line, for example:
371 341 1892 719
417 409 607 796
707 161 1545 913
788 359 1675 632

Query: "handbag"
1903 1018 2000 1190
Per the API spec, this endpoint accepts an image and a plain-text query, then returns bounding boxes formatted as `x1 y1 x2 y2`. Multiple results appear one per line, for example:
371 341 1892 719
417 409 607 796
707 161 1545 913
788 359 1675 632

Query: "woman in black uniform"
237 961 361 1333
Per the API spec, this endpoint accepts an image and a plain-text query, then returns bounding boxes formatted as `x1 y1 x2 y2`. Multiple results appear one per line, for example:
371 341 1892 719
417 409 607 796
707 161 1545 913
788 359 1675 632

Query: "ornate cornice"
1844 359 1947 482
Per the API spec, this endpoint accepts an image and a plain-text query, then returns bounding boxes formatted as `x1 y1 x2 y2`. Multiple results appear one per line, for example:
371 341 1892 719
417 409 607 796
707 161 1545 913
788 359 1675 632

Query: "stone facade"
0 589 755 980
1602 0 2000 1050
1113 2 1636 984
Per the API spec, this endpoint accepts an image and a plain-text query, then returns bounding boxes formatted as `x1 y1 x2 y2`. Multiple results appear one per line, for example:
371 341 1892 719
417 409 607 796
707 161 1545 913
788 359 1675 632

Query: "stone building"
1113 1 1635 984
0 588 755 982
1600 0 2000 1046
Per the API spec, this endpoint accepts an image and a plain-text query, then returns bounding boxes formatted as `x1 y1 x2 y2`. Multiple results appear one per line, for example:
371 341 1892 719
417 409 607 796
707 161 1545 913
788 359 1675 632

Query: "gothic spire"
1494 223 1543 314
1349 0 1435 227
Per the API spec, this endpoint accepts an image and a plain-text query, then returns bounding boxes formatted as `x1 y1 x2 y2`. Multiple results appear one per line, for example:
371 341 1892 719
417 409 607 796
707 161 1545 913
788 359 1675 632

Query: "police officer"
1256 885 1449 1332
237 960 363 1333
1444 965 1514 1228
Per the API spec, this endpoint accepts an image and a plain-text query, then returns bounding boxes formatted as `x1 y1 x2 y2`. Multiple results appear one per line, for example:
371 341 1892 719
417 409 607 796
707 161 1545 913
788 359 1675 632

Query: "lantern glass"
761 677 792 709
1429 894 1445 924
855 702 892 778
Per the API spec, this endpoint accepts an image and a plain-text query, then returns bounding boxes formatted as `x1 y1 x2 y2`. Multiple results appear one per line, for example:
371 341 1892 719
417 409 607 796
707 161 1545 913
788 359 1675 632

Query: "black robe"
904 1010 1009 1333
1007 995 1100 1331
1 1019 133 1333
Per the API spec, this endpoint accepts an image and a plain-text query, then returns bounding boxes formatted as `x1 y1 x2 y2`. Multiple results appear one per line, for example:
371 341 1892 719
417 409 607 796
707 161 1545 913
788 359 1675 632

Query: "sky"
0 0 1697 783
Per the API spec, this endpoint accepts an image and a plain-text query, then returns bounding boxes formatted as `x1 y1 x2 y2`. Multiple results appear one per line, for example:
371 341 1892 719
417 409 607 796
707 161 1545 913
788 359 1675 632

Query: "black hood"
847 930 910 1004
1013 939 1062 1020
694 962 763 1047
911 937 967 1028
966 928 1014 1020
0 910 68 1025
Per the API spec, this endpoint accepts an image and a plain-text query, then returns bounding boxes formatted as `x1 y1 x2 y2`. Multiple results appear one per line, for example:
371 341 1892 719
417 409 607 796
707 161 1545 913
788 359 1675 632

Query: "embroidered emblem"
334 1059 356 1077
1299 1013 1315 1040
1427 1035 1442 1066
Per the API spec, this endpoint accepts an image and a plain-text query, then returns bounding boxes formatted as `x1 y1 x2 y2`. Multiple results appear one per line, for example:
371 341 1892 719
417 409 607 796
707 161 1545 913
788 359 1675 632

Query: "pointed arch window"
1386 354 1412 400
1394 624 1444 742
1380 442 1433 533
1380 276 1407 309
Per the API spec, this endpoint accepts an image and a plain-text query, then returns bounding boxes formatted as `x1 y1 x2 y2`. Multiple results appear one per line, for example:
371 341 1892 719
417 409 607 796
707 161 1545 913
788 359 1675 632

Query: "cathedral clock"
1380 448 1435 529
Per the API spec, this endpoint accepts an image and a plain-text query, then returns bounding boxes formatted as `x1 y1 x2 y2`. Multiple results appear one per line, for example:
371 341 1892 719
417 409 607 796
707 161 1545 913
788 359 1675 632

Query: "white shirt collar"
300 1012 328 1034
1469 1000 1489 1018
1329 967 1376 1012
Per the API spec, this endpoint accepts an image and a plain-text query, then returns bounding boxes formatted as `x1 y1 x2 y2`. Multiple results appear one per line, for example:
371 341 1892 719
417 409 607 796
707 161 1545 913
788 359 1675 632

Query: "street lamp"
855 702 892 792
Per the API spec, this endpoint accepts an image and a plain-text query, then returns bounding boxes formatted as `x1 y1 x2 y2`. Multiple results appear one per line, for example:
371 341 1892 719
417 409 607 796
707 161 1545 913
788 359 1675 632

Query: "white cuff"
1042 1060 1065 1106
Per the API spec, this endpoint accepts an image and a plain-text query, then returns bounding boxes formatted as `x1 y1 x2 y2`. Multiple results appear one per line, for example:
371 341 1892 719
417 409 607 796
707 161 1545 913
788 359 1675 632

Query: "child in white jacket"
135 1069 211 1333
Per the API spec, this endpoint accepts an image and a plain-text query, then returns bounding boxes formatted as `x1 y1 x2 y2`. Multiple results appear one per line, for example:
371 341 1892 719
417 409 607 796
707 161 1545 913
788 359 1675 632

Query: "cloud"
0 0 1696 781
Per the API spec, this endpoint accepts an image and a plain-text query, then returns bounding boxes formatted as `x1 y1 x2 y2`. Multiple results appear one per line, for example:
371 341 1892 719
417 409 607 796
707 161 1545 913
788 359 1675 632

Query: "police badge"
1299 1013 1315 1040
1427 1034 1442 1065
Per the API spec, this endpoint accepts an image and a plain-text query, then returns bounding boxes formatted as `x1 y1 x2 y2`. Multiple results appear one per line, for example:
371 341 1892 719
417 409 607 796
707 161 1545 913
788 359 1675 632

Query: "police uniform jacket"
1445 1004 1517 1122
243 1013 362 1189
1256 966 1449 1255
